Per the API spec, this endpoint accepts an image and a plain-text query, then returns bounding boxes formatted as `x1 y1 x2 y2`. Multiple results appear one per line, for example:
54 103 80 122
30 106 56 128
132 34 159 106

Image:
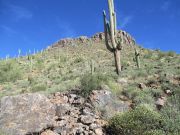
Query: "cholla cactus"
103 0 122 75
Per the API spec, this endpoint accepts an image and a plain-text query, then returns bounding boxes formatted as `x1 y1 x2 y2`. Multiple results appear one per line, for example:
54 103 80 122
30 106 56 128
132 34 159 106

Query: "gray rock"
0 93 56 135
94 128 104 135
41 130 59 135
82 107 94 116
89 90 129 118
138 83 146 90
117 78 128 85
80 115 95 125
89 123 100 130
56 104 71 117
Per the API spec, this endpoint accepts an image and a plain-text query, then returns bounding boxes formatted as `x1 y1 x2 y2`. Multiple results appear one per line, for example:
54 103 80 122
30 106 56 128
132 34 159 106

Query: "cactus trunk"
114 49 121 75
103 0 122 75
135 48 140 69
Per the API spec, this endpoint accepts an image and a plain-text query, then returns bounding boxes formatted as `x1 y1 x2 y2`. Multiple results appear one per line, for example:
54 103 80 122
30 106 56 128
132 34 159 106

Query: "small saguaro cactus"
134 48 140 69
18 49 21 58
90 59 95 75
103 0 122 75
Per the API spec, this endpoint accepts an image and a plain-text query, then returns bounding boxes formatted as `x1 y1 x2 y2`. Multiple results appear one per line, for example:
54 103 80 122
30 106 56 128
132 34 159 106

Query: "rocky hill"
0 30 180 135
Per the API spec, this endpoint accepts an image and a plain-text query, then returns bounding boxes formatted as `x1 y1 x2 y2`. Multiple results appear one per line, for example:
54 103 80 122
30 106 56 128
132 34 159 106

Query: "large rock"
89 90 129 118
0 93 56 135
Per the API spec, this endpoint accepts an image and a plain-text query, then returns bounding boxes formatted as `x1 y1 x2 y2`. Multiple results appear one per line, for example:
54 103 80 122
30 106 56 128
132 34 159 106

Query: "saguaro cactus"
103 0 122 75
135 48 140 69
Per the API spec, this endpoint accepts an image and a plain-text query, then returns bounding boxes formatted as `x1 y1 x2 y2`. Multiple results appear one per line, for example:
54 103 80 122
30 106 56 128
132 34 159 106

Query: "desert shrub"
143 130 165 135
131 69 148 79
160 95 180 134
0 60 22 83
31 83 47 92
150 88 163 98
133 89 155 107
122 85 140 100
108 105 165 135
144 50 153 59
80 73 108 98
35 58 44 69
167 51 176 57
157 52 167 59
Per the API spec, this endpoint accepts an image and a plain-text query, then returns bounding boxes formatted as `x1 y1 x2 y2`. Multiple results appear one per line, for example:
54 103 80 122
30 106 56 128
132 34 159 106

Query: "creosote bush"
108 105 165 135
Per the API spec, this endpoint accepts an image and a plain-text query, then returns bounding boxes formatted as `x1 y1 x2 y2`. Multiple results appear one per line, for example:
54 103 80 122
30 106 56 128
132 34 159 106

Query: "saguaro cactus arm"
108 0 117 48
103 10 114 52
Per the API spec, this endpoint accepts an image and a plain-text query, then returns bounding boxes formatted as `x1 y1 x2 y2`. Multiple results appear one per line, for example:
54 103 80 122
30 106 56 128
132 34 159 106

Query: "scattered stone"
155 96 167 110
82 107 94 116
80 115 95 125
138 83 146 90
117 78 128 85
164 89 173 96
55 104 71 117
41 130 59 135
94 128 104 135
89 123 100 130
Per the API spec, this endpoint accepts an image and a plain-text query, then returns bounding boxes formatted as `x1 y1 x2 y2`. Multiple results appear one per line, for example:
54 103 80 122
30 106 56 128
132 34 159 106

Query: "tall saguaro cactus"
103 0 122 75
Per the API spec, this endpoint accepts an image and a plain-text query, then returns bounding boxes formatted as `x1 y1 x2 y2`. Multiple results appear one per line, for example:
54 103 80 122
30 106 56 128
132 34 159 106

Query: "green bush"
158 52 166 59
80 73 108 98
109 105 165 135
161 95 180 134
31 83 47 92
133 90 155 107
122 85 139 100
0 60 22 83
167 51 176 57
143 130 165 135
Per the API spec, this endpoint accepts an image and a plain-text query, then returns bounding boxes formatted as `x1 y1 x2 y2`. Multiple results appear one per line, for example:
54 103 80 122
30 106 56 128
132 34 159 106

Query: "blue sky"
0 0 180 58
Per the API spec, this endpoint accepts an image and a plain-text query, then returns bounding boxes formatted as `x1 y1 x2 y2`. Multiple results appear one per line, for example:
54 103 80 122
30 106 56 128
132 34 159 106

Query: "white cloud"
9 5 33 20
119 15 133 29
0 25 17 36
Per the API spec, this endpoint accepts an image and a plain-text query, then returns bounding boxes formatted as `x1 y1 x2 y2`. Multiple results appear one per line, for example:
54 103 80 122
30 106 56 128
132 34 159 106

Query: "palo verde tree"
103 0 122 75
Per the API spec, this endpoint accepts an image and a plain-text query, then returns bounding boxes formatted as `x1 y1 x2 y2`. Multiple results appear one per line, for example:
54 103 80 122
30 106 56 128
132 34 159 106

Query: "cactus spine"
135 48 140 69
103 0 122 75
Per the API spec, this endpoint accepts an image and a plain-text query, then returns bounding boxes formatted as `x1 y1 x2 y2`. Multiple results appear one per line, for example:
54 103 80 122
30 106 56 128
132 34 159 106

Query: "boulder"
89 90 129 118
0 93 56 135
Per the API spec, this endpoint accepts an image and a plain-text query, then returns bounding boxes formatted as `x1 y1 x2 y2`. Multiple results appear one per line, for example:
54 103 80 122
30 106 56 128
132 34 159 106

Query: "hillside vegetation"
0 33 180 134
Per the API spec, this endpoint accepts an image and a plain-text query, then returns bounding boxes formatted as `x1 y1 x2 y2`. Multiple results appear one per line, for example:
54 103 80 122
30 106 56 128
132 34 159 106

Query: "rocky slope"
0 90 129 135
50 30 135 49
